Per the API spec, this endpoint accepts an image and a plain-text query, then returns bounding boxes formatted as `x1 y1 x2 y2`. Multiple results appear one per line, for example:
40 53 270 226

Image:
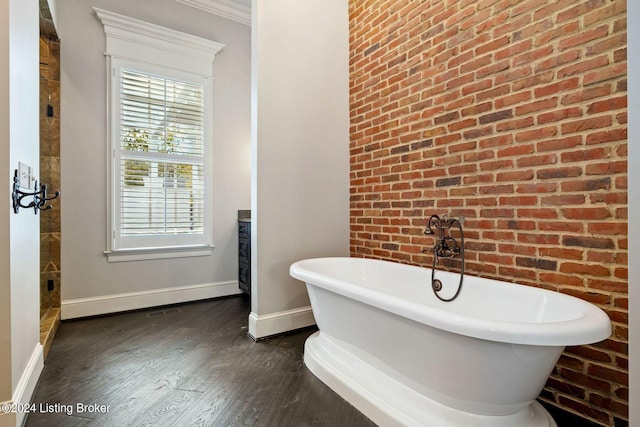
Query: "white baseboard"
61 281 241 320
12 344 43 427
248 305 316 340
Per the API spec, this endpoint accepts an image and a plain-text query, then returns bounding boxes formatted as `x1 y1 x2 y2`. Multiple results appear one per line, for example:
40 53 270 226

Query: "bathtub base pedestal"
304 332 557 427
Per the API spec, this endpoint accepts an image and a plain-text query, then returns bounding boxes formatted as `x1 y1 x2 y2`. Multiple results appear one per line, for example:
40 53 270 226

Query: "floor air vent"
146 307 182 318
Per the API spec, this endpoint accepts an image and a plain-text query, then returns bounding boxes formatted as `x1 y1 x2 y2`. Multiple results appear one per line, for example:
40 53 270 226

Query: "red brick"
539 247 583 260
516 208 557 219
561 207 612 221
461 79 492 96
518 153 558 168
559 25 610 51
349 1 628 423
497 219 536 230
588 365 628 387
557 396 610 424
512 17 554 43
495 39 532 62
517 233 560 245
515 126 558 142
535 50 581 73
499 195 538 206
561 115 613 134
512 70 554 91
498 266 537 280
583 0 627 27
495 117 535 132
494 90 533 108
587 96 627 114
614 47 627 63
560 262 610 277
516 182 558 194
515 98 558 116
541 194 585 206
496 170 534 181
561 178 611 192
538 107 583 125
476 83 510 101
534 77 580 98
583 62 626 86
587 34 627 57
475 35 510 56
558 56 610 79
536 135 583 152
588 222 627 235
585 160 627 176
561 147 611 163
539 272 584 287
514 45 555 67
593 190 629 205
461 101 493 117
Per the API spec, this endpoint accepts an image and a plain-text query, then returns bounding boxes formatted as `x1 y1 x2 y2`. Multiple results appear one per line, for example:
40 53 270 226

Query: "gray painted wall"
628 4 638 425
0 0 41 424
0 0 13 407
250 0 350 321
58 0 251 308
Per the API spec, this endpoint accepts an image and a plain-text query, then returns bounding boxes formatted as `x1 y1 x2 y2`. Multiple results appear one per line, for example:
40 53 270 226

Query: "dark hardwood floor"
26 296 375 427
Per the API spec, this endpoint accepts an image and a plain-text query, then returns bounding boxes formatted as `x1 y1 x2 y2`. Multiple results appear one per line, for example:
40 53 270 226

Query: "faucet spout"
425 215 462 257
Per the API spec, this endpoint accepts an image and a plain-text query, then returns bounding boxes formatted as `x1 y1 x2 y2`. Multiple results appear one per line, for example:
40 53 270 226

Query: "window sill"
104 245 215 262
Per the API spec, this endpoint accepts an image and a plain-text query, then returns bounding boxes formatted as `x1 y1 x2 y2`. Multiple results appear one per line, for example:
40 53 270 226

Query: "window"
116 64 207 248
95 8 224 261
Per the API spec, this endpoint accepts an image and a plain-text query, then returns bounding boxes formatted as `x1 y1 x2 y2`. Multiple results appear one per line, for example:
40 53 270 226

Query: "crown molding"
175 0 251 26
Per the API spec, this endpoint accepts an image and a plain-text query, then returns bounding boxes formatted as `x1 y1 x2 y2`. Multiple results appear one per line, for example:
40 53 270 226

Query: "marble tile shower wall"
349 1 627 425
39 35 61 316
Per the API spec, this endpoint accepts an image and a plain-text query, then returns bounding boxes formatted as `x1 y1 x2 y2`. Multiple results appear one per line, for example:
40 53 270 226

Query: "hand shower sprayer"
424 214 465 302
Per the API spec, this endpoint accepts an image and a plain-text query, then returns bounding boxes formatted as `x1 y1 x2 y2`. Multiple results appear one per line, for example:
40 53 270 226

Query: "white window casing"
94 8 225 262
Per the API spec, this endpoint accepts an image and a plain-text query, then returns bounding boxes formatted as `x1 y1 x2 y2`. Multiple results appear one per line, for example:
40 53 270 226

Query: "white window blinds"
118 69 206 239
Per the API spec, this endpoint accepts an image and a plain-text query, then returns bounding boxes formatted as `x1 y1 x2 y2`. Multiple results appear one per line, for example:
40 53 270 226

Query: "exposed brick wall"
349 1 627 425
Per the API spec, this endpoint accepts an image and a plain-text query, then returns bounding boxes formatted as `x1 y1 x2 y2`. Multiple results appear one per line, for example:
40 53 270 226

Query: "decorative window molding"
174 0 251 26
94 8 225 262
94 8 225 75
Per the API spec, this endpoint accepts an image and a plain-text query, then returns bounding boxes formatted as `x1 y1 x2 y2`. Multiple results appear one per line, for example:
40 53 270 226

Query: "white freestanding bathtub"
290 257 611 427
